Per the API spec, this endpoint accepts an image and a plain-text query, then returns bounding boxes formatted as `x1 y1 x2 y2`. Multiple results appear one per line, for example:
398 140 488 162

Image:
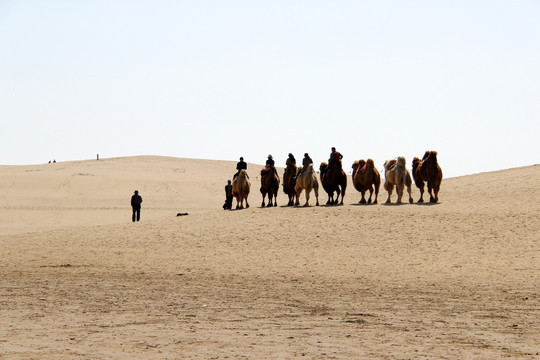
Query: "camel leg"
384 181 393 204
433 183 440 203
335 188 341 205
360 190 367 204
295 189 302 206
245 196 249 208
427 182 435 203
417 180 425 203
304 188 310 206
340 186 345 205
374 178 380 204
396 183 404 204
314 185 319 206
407 185 413 204
261 189 266 207
366 188 372 204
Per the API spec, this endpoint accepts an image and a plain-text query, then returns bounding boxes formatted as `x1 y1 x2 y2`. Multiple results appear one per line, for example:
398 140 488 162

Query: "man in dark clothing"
131 190 143 222
284 153 296 176
223 180 233 210
234 156 248 179
262 154 275 177
297 153 313 177
325 147 343 175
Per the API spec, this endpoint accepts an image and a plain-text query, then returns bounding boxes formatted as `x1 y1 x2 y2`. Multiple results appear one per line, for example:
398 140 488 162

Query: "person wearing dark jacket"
131 190 143 222
223 180 233 210
234 157 248 179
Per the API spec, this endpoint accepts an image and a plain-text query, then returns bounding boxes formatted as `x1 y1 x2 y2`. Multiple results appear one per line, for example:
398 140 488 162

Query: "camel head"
365 159 374 170
396 156 406 168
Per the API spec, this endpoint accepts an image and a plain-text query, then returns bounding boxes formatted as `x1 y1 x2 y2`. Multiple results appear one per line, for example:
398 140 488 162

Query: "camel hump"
397 156 406 168
366 159 374 168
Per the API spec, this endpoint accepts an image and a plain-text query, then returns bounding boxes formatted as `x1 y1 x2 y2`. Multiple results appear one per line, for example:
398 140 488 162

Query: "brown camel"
295 163 319 207
282 164 297 206
232 169 250 209
351 159 380 204
383 156 413 204
320 160 347 205
260 167 280 207
412 151 443 203
319 162 337 205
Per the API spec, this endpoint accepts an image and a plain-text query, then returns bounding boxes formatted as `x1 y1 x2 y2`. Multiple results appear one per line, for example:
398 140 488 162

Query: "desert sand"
1 156 539 359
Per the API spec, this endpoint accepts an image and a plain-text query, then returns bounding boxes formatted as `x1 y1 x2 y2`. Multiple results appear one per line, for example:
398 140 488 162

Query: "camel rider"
297 153 313 177
284 153 296 176
326 147 343 175
234 156 248 179
262 154 275 177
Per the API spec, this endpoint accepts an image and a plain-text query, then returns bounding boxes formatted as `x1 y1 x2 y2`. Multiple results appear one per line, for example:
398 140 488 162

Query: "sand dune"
1 156 539 359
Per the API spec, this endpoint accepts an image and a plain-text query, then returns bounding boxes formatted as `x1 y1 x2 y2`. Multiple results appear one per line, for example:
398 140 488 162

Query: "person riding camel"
297 153 313 177
284 153 296 176
234 157 248 179
262 154 275 177
325 147 343 176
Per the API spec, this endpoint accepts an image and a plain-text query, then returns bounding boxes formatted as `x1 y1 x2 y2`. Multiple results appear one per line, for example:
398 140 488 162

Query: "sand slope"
1 157 539 359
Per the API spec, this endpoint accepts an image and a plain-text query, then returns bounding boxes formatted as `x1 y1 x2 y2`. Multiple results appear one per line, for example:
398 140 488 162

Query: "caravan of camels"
231 150 443 209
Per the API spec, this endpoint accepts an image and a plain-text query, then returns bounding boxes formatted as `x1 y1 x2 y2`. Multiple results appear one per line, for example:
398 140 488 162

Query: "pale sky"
1 1 539 177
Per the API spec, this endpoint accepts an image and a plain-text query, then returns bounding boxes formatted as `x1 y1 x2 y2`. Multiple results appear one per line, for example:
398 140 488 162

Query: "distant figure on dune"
223 180 233 210
234 157 248 179
131 190 143 222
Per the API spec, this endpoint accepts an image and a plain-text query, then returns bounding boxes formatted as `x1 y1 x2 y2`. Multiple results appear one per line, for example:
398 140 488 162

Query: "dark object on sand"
176 213 189 216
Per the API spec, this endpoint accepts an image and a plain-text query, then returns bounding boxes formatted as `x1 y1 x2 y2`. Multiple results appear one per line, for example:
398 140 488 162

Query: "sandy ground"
1 156 539 359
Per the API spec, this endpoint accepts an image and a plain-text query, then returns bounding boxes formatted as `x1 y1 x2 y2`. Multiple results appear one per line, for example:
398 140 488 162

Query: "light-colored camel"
260 167 280 207
351 159 380 204
294 163 319 206
383 156 413 204
232 169 250 209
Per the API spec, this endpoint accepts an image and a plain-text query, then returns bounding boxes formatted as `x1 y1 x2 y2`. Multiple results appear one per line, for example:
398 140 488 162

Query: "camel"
232 169 250 209
282 164 297 206
319 161 347 205
294 163 319 207
412 151 443 203
260 167 280 207
319 162 337 205
351 159 380 204
383 156 413 204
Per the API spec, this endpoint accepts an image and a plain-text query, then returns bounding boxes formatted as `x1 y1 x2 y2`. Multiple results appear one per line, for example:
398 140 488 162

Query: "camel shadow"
413 201 441 206
350 202 378 206
381 202 411 206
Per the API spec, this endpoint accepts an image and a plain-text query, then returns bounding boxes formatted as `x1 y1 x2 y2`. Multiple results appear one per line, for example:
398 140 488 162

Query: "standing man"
131 190 143 222
224 180 233 210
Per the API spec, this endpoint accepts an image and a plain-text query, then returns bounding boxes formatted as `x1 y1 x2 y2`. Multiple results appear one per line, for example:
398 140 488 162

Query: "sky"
1 0 539 178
